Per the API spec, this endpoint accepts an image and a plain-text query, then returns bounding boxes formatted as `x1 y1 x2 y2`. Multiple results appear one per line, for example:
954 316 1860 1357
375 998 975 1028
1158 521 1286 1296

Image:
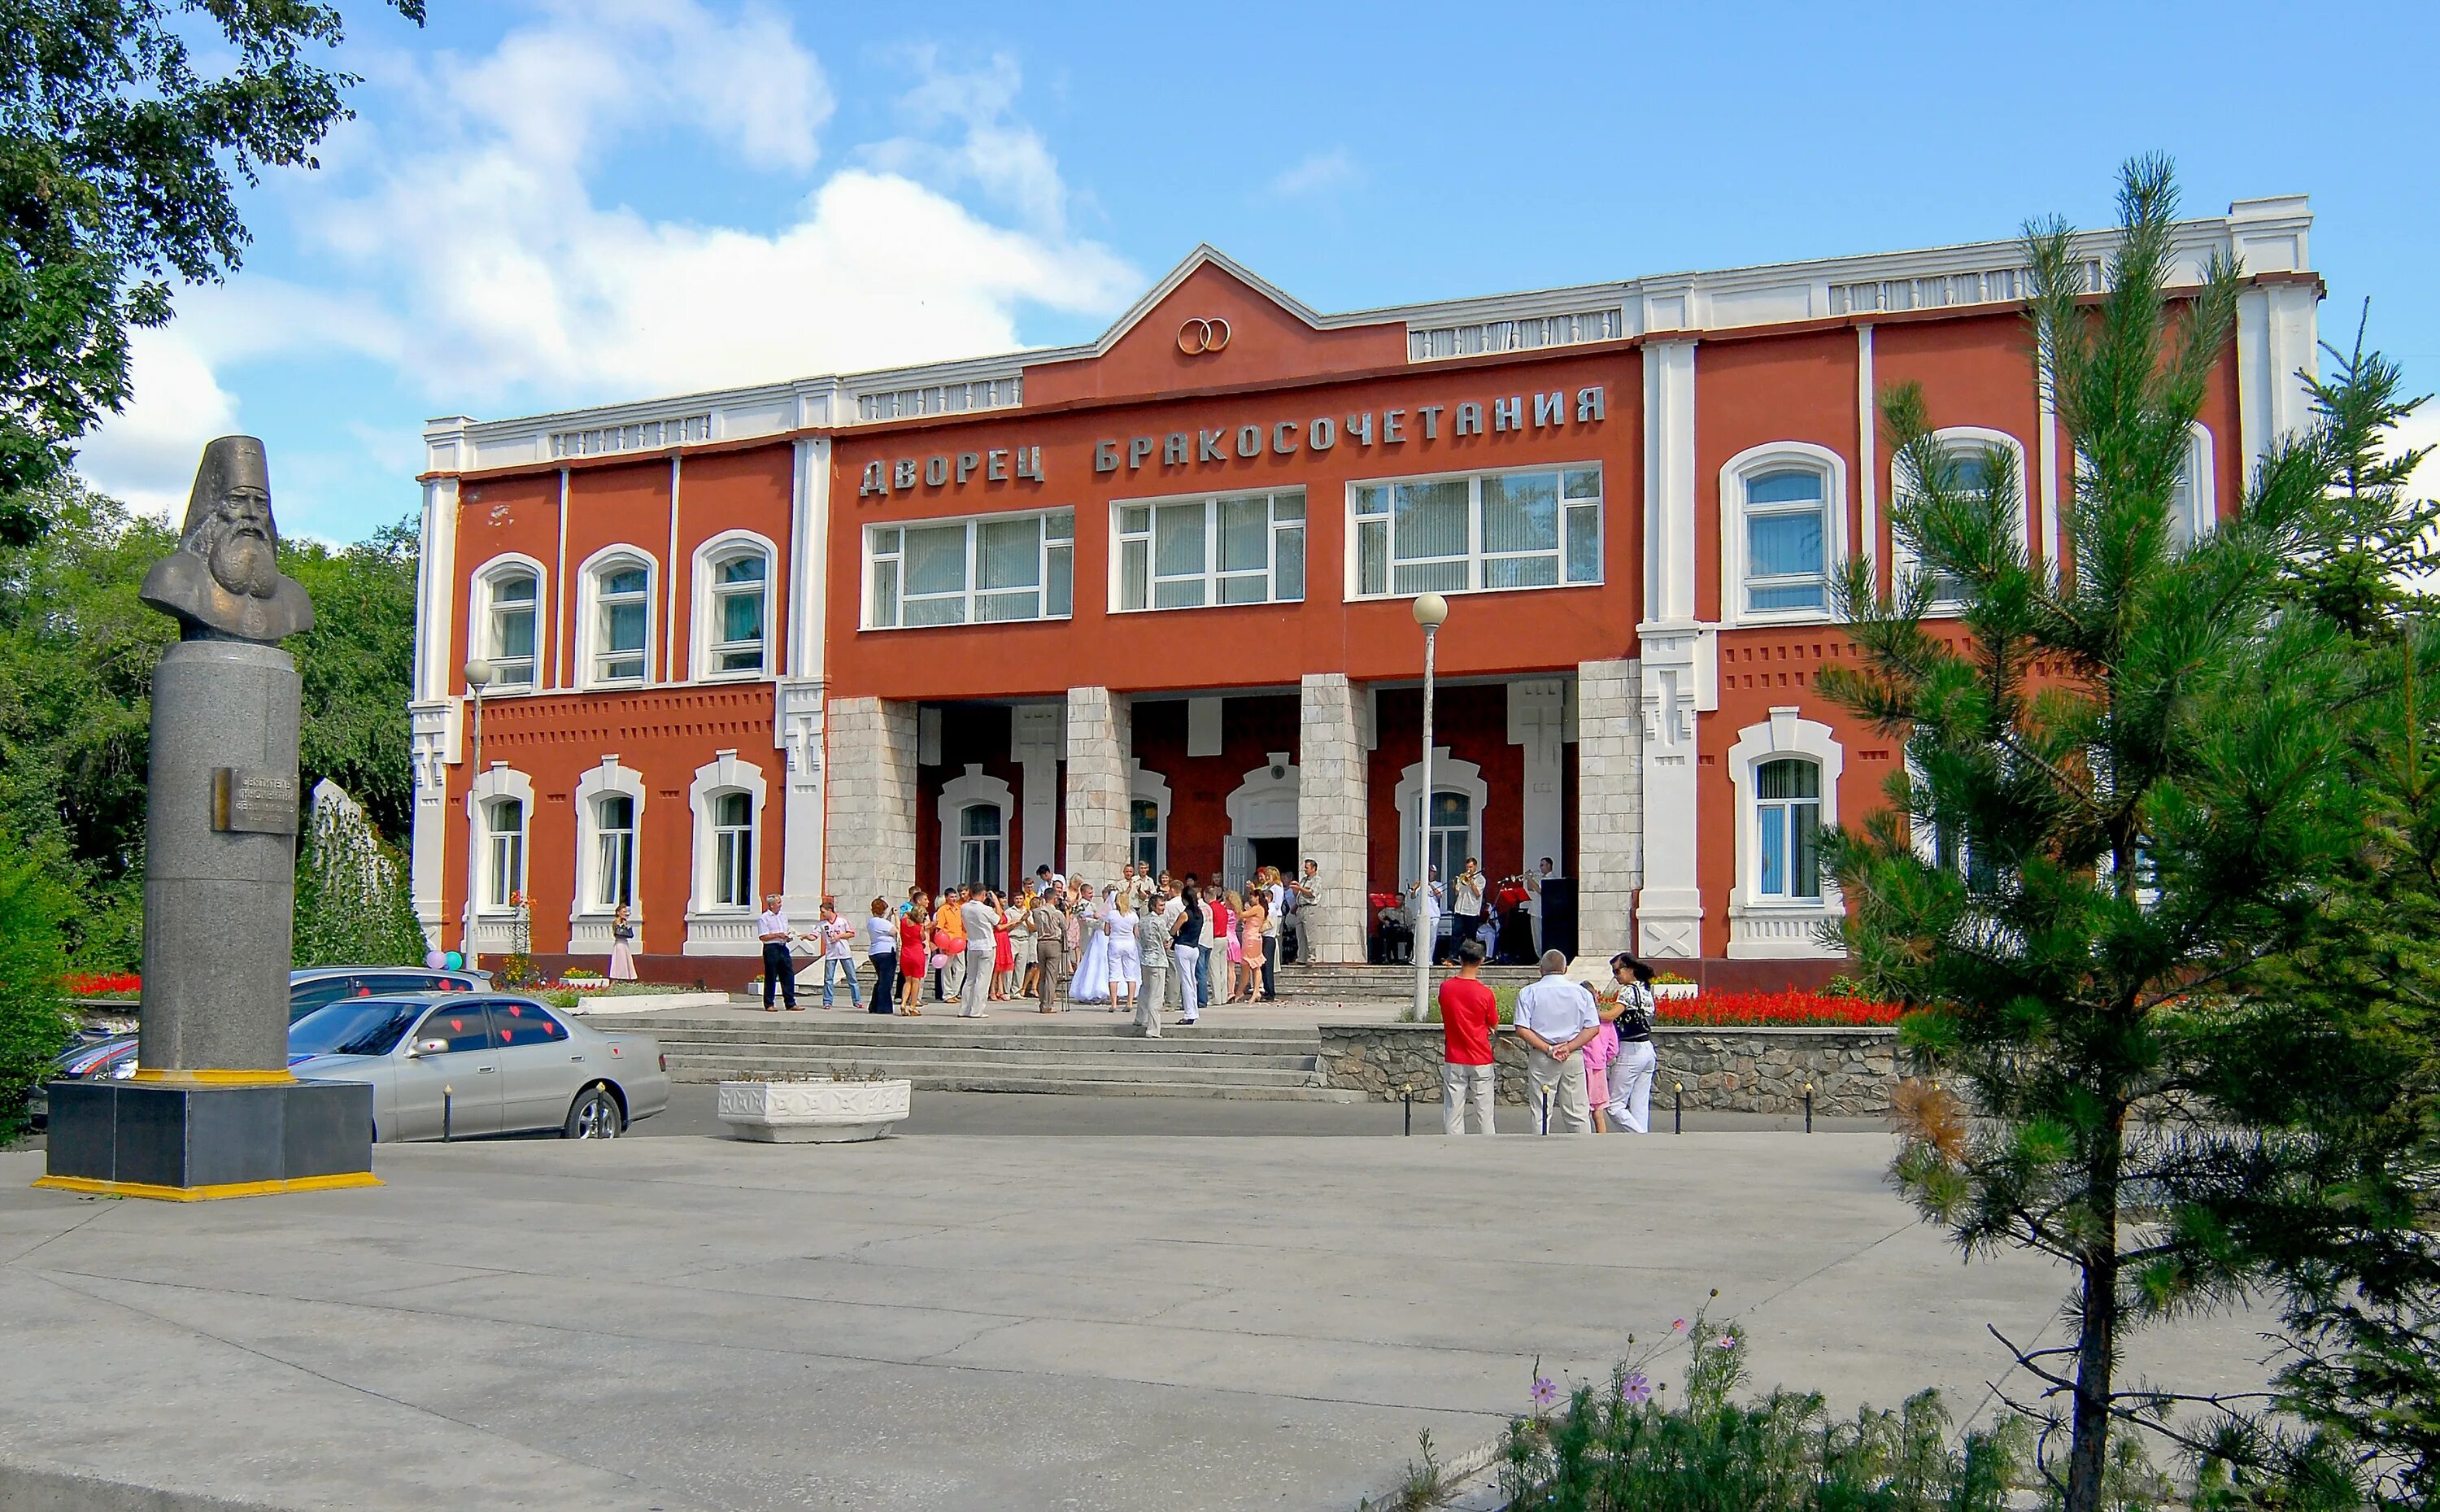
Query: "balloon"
425 950 447 970
444 951 464 970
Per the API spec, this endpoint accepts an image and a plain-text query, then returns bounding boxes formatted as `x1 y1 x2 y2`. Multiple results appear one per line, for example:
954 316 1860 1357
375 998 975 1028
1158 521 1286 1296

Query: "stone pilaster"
1575 657 1644 962
775 678 825 920
825 696 917 932
1296 673 1370 965
1011 703 1064 879
1061 686 1131 887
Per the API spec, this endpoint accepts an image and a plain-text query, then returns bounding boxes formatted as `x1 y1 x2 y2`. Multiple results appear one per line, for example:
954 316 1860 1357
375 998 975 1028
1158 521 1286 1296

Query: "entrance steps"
651 1014 1362 1101
1271 965 1542 1000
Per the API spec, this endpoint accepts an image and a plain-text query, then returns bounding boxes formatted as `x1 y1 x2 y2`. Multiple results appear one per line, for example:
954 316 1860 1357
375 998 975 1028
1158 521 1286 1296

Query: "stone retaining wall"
1318 1023 1897 1116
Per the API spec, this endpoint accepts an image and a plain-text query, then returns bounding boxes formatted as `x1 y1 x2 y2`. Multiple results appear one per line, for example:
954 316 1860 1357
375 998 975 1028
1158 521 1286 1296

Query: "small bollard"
1540 1089 1552 1135
1672 1081 1683 1135
1402 1084 1413 1136
442 1086 454 1143
1804 1082 1815 1135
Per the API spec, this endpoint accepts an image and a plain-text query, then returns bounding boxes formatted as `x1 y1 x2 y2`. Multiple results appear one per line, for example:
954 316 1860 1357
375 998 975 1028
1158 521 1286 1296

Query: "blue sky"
76 0 2440 542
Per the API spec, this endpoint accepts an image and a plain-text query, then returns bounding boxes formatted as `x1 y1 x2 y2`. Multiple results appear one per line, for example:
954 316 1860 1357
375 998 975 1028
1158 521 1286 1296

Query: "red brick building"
408 198 2320 984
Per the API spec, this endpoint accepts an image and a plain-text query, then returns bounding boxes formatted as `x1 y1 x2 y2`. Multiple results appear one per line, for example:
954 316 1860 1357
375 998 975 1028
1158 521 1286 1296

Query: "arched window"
473 561 542 689
581 551 655 686
958 804 1002 891
1720 443 1847 627
592 793 637 910
710 791 754 908
483 796 526 907
1422 791 1471 892
1754 758 1822 900
1893 428 2028 614
696 535 773 678
1130 799 1161 874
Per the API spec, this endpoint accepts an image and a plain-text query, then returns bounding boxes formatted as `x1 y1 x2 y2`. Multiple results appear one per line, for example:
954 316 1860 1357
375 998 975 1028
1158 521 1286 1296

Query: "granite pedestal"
37 1078 377 1200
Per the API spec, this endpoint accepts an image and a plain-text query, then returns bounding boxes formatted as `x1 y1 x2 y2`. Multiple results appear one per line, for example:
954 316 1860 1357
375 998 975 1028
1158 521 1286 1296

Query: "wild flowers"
1530 1373 1558 1414
1620 1370 1654 1406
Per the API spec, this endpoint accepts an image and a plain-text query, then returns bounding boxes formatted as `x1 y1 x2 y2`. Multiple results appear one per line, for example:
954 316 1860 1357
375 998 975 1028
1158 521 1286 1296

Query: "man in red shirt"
1438 939 1500 1134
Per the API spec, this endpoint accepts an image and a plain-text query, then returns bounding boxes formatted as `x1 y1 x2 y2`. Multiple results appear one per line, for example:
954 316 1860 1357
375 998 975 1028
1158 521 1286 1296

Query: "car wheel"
564 1083 624 1139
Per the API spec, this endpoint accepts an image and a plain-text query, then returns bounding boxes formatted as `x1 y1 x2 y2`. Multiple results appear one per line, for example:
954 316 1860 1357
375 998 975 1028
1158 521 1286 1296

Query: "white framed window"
483 796 526 908
592 793 637 911
1113 489 1305 611
1892 428 2028 615
710 791 753 908
864 509 1074 629
1754 759 1822 900
1350 464 1601 599
577 548 656 686
472 558 545 689
957 804 1003 890
696 534 772 678
1720 443 1849 626
1421 791 1472 892
2168 422 2216 550
1725 708 1845 960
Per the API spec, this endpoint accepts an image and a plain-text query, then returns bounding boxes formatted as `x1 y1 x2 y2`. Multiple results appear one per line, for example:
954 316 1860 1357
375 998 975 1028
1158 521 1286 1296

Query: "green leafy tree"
1 0 422 508
0 822 76 1139
1819 156 2372 1510
283 519 420 839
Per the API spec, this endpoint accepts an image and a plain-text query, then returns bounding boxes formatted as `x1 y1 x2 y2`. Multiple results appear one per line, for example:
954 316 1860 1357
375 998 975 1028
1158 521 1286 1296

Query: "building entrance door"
1223 752 1300 897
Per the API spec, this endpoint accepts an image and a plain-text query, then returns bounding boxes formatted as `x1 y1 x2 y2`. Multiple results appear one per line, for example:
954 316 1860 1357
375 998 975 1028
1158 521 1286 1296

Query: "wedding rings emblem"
1177 316 1231 355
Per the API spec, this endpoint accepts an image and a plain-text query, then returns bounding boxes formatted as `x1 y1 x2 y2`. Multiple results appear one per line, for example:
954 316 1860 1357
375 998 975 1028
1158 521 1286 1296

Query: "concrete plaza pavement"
2 1131 2277 1512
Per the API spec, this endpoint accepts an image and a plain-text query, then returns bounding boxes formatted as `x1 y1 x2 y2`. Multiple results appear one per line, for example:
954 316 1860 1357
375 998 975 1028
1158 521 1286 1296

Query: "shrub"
1499 1309 2033 1512
0 838 77 1139
293 787 428 968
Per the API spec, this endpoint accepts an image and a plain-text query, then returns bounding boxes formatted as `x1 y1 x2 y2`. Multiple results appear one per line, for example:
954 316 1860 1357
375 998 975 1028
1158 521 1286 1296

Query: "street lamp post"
462 658 494 974
1410 593 1448 1026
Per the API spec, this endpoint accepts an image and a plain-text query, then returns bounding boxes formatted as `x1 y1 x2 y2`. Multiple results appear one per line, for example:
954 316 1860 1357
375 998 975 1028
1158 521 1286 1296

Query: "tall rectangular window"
708 553 767 673
487 574 537 687
863 510 1074 629
1352 466 1601 599
1113 490 1305 612
712 791 753 908
485 798 525 908
595 564 650 682
1754 758 1821 900
594 794 636 910
1743 469 1828 613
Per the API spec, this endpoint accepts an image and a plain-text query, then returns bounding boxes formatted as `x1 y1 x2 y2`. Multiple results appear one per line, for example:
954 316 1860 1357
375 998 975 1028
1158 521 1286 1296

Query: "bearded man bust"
140 435 316 643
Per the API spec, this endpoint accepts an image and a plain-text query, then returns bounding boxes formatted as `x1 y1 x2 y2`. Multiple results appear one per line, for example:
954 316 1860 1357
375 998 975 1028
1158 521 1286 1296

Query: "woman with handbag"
1597 953 1660 1134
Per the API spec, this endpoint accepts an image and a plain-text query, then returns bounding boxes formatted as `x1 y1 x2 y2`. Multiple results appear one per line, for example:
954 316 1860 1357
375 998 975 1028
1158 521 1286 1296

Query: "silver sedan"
288 994 669 1140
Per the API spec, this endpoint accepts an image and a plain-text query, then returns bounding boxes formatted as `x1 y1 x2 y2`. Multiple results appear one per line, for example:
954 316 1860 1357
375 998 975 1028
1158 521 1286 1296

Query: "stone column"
825 695 917 920
1507 678 1566 877
1575 657 1644 965
1296 673 1370 965
1061 686 1131 886
1635 628 1706 961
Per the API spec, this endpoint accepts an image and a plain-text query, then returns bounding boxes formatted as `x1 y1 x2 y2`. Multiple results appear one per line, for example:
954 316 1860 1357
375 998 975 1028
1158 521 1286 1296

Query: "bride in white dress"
1067 886 1113 1005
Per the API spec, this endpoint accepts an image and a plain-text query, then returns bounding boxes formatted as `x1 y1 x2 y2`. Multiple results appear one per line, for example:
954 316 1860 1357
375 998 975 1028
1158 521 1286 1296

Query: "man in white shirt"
1526 857 1557 952
1513 949 1599 1132
817 898 861 1009
1412 869 1443 964
756 894 800 1011
958 888 1000 1017
1285 858 1318 965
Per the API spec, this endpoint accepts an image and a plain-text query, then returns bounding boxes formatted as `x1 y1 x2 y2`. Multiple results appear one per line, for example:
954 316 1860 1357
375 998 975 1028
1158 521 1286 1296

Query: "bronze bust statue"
140 436 316 643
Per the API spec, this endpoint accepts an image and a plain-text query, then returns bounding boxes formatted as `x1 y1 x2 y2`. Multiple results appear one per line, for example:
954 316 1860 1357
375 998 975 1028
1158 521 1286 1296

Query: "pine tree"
1819 155 2372 1510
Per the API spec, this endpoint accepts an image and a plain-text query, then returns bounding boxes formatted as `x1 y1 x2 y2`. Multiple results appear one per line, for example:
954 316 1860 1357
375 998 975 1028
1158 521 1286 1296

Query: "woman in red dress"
896 895 927 1015
991 898 1017 1000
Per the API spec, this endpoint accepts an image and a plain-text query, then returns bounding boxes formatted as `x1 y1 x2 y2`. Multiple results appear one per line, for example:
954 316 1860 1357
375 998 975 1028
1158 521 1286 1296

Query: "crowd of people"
747 860 1324 1030
1372 856 1560 965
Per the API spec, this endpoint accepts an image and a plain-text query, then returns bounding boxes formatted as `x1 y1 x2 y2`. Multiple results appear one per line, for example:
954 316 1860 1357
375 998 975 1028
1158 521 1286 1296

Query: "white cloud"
74 1 1137 525
1270 148 1357 200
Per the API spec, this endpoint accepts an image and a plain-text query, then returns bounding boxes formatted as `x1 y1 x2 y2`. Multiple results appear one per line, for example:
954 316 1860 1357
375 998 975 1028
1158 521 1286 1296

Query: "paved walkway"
1 1135 2275 1512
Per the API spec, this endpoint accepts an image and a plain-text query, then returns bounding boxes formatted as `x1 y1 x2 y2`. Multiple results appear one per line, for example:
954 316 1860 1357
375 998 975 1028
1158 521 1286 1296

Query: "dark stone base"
38 1078 376 1200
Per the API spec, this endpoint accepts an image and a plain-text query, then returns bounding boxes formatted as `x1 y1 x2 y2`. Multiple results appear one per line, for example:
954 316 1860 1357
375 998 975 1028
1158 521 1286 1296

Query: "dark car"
34 966 489 1126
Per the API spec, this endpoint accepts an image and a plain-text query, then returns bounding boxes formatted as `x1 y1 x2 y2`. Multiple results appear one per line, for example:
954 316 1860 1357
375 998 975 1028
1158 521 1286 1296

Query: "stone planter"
716 1078 913 1143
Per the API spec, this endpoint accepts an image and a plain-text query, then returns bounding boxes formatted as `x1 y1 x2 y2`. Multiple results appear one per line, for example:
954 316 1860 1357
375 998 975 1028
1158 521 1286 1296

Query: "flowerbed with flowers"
1657 989 1903 1028
65 972 141 999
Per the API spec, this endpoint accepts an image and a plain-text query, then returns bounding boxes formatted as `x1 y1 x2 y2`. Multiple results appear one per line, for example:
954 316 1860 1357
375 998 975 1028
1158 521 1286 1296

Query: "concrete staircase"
651 1013 1362 1101
1271 965 1541 1000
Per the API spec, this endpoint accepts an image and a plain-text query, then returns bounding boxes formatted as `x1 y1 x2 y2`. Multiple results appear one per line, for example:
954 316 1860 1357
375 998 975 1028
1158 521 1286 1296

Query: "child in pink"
1581 1015 1622 1133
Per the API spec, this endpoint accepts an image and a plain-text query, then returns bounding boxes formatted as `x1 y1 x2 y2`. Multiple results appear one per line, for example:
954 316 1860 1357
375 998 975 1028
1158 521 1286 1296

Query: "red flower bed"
1656 990 1902 1027
66 971 142 996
